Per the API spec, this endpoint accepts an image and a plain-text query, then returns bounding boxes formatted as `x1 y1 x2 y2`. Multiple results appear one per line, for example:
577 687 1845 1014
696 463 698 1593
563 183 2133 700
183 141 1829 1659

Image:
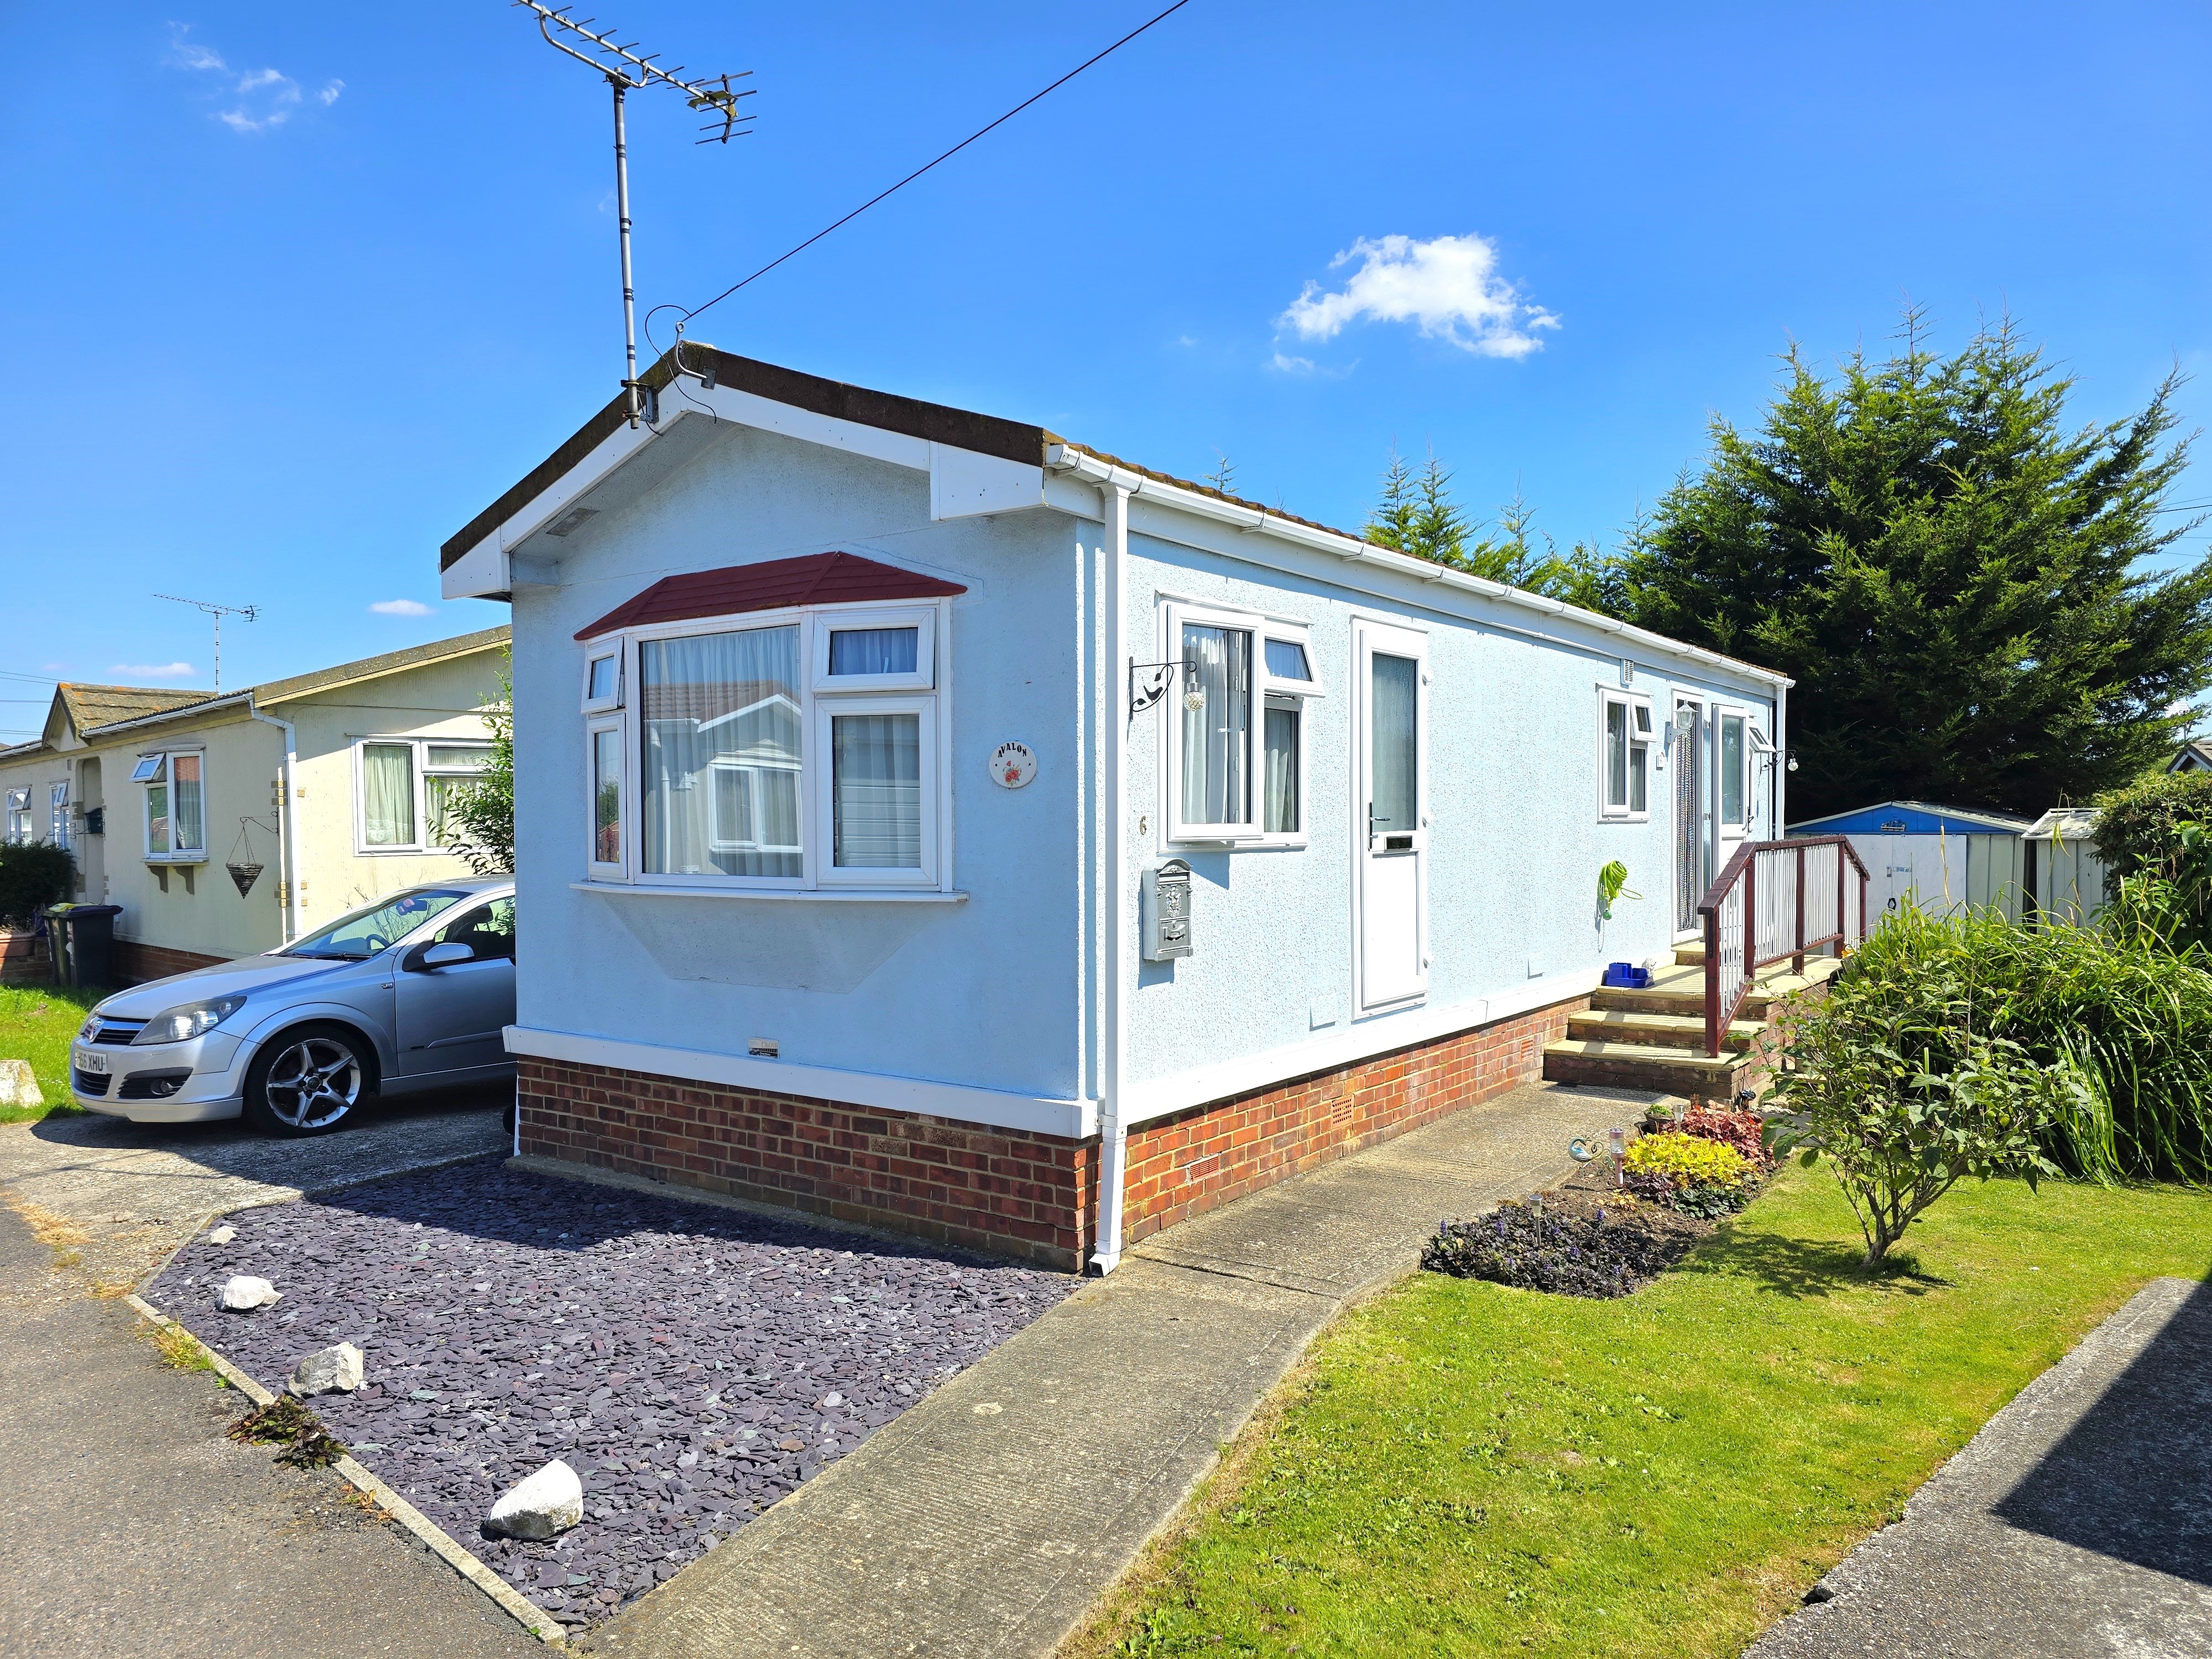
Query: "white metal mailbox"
1142 858 1193 962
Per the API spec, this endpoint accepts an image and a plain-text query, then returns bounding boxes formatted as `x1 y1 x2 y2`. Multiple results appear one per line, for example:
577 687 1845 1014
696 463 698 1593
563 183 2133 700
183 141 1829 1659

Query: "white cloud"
1277 233 1559 359
111 662 196 679
369 598 434 617
169 24 325 134
1267 352 1316 375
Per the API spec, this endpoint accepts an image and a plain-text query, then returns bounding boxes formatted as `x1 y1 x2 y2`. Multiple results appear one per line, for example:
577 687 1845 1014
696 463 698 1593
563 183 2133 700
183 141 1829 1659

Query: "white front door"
1355 620 1427 1010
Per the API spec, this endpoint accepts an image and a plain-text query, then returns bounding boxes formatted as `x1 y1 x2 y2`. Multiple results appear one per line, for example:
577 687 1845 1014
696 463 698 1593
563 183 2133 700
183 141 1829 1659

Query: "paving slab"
577 1079 1659 1658
1749 1275 2212 1659
0 1198 539 1658
0 1087 507 1285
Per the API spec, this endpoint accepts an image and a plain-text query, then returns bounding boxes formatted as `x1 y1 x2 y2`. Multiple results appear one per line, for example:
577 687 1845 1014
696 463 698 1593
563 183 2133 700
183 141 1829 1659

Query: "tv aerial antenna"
514 2 754 429
154 594 259 693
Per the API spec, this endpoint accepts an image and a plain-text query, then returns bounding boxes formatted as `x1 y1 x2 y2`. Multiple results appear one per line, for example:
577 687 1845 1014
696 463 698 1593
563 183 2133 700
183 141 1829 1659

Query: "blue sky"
3 2 2207 733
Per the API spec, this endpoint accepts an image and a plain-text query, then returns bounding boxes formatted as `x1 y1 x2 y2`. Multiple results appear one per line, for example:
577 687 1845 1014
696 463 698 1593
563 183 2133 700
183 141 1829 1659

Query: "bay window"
354 738 494 853
133 751 205 860
1599 691 1652 821
585 598 951 893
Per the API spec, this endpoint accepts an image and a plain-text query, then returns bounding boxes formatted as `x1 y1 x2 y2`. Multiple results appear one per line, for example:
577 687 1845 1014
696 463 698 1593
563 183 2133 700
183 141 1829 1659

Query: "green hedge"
2092 765 2212 880
0 842 74 928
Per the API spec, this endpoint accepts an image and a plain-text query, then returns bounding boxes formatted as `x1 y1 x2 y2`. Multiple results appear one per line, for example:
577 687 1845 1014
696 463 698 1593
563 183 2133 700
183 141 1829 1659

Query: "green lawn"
1078 1168 2212 1658
0 982 100 1123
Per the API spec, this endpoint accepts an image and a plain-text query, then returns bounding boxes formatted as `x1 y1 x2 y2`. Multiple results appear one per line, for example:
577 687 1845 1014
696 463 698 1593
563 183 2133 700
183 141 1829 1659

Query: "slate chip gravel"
146 1160 1072 1629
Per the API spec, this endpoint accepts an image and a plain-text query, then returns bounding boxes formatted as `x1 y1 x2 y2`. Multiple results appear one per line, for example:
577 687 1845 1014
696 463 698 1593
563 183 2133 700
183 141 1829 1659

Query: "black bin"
45 904 122 989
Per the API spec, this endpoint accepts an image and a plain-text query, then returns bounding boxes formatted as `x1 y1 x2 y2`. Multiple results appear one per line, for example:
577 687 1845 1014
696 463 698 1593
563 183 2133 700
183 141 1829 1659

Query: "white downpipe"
244 705 301 944
1091 481 1133 1274
1773 681 1790 834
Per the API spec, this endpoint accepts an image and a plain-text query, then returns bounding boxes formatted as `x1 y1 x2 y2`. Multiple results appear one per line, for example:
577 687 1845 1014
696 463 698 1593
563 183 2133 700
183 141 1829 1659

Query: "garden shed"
1786 801 2031 924
2020 807 2109 924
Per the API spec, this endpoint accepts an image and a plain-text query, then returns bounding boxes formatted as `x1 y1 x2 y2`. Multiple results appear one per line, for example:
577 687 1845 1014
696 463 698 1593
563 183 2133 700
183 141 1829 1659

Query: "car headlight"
131 995 248 1046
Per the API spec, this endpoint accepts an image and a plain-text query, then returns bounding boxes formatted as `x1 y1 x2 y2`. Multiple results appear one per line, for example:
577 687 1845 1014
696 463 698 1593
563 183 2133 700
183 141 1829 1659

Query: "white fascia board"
928 441 1046 520
1046 446 1791 695
445 409 677 597
1124 971 1600 1129
442 536 512 601
505 1024 1098 1140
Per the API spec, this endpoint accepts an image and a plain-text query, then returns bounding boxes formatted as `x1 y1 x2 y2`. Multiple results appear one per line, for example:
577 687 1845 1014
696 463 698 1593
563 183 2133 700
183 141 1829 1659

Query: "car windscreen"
280 889 473 960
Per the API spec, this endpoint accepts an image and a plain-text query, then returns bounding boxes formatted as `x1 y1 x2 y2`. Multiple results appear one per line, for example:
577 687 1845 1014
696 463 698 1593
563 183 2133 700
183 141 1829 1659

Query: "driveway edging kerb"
124 1292 567 1648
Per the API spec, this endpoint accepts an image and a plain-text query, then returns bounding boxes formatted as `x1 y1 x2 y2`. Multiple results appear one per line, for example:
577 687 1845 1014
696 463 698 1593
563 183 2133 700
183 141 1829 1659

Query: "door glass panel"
1180 624 1251 826
1721 714 1745 825
1369 654 1417 841
831 713 921 869
1674 703 1703 930
641 625 802 878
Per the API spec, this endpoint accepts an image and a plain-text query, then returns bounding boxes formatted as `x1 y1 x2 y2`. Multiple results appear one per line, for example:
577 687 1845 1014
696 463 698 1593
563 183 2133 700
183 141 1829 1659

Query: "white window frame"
49 780 70 851
1715 705 1751 836
588 596 954 894
586 716 626 879
581 648 624 714
1258 624 1320 846
810 607 937 693
1598 687 1655 823
4 787 30 845
137 749 208 863
352 736 495 855
1161 598 1265 845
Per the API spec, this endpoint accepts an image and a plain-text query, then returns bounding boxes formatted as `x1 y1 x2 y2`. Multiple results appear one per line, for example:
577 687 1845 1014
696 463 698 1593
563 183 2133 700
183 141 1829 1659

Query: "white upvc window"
1599 690 1654 821
581 648 624 714
49 780 70 850
1717 707 1749 831
1162 600 1265 843
588 598 953 892
1259 627 1320 843
134 751 206 861
354 737 494 853
4 787 30 845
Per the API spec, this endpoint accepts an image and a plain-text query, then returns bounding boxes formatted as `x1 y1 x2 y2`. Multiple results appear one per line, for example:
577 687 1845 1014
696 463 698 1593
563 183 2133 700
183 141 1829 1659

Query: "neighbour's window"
596 602 947 889
4 787 28 845
1260 630 1319 840
1720 711 1746 827
136 752 205 860
355 738 494 853
1599 692 1652 821
49 781 70 851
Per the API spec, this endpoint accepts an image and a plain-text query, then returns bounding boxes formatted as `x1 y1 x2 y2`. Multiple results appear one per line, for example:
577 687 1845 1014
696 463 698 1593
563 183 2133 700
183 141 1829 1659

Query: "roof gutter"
1045 445 1792 693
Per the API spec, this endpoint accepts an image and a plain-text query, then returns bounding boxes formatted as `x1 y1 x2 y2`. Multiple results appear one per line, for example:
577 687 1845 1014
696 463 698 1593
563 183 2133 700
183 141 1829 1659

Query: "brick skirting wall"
1119 992 1589 1249
112 938 231 985
517 990 1588 1272
517 1060 1096 1271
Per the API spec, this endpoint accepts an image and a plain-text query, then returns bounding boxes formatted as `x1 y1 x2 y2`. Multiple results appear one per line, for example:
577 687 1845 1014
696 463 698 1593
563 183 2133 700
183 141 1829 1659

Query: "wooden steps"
1542 948 1843 1101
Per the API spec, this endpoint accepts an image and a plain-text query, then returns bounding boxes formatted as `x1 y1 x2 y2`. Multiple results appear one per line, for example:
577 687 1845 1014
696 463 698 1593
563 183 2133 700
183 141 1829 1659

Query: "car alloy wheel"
261 1035 362 1131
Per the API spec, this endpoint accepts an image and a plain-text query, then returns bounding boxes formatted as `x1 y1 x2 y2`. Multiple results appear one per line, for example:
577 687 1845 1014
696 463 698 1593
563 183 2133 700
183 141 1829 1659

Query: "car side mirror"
410 941 476 972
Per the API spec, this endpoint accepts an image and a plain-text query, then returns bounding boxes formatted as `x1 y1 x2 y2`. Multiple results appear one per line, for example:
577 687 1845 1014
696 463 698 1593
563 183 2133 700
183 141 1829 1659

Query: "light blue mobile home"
442 349 1791 1271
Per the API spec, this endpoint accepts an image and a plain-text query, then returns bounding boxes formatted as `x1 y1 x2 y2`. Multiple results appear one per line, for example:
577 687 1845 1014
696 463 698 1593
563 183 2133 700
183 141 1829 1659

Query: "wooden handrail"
1694 834 1870 1057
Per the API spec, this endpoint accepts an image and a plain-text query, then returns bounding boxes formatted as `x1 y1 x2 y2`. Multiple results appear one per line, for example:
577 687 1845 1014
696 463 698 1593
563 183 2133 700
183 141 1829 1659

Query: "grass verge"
0 981 101 1124
1066 1166 2212 1659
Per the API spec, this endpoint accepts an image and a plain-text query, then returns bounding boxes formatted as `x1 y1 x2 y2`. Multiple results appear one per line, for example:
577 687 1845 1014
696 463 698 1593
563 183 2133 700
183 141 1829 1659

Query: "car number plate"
75 1047 107 1074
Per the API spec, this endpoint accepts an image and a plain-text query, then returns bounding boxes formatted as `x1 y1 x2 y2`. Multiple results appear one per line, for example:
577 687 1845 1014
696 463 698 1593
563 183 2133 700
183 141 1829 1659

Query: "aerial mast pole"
513 3 754 428
154 594 259 693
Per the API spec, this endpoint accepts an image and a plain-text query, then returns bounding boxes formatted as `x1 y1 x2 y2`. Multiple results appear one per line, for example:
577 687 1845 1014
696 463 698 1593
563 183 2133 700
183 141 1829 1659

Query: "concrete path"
576 1079 1658 1658
0 1200 540 1658
0 1088 507 1287
1749 1276 2212 1659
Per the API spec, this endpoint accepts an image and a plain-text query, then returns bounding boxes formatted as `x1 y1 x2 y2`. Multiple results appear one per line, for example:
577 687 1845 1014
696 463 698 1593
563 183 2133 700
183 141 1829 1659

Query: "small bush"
0 842 74 927
229 1396 346 1469
1677 1104 1775 1171
2092 766 2212 881
1422 1194 1697 1297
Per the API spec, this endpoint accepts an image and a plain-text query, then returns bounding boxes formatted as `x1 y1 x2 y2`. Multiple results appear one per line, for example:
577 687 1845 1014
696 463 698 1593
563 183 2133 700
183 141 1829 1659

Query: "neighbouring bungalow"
2172 738 2212 775
441 347 1822 1273
0 629 509 983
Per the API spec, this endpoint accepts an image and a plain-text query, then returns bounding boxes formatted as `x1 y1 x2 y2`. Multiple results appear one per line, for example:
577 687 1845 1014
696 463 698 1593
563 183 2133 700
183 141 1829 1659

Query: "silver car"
69 878 518 1136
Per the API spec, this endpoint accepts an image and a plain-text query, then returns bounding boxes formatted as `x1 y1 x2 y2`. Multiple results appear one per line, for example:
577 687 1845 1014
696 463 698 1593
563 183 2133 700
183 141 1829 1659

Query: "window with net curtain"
641 625 804 878
142 753 206 858
362 744 417 847
831 712 921 868
1181 623 1252 828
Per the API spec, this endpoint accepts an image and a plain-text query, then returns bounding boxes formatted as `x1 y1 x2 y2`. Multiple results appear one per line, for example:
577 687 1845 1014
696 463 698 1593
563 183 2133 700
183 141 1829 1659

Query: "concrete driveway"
0 1087 509 1289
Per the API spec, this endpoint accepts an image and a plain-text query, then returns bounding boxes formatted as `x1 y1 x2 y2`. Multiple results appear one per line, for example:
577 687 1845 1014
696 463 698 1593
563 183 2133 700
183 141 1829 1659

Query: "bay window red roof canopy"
575 551 966 642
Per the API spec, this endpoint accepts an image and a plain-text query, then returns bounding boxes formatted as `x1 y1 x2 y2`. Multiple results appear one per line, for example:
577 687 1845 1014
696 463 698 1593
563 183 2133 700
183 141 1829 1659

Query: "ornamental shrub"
1421 1196 1695 1297
0 841 75 926
1621 1131 1757 1219
1678 1104 1773 1170
2091 766 2212 883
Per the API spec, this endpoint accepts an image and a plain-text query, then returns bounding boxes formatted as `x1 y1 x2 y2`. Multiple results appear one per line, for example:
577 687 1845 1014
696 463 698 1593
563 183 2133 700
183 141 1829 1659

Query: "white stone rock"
484 1459 585 1540
0 1058 40 1108
217 1274 281 1311
207 1225 237 1245
286 1342 364 1397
